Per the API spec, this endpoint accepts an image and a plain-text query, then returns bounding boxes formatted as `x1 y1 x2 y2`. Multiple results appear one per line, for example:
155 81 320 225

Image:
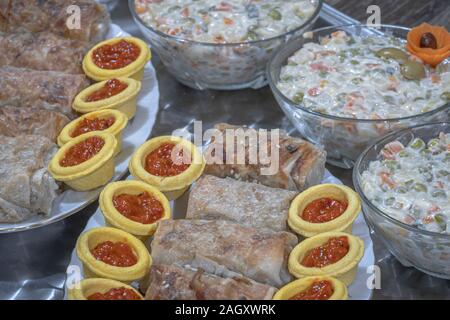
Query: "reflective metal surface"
0 1 448 300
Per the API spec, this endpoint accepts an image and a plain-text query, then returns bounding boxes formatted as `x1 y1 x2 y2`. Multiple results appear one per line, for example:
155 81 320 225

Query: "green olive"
375 47 409 63
409 138 425 149
400 61 426 80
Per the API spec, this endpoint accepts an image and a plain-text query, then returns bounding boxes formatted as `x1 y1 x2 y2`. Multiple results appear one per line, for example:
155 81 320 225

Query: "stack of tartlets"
49 36 151 191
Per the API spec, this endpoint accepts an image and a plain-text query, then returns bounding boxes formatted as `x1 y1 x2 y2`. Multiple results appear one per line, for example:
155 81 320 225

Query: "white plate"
64 170 375 300
0 24 160 233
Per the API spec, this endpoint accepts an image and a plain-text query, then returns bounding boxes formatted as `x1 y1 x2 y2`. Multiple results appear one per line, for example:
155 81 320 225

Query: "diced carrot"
431 74 441 84
181 7 190 17
427 205 440 214
435 181 444 189
307 87 320 96
343 123 356 133
223 17 234 25
379 172 396 188
403 214 415 224
422 215 435 224
135 5 146 14
381 141 404 160
216 1 232 11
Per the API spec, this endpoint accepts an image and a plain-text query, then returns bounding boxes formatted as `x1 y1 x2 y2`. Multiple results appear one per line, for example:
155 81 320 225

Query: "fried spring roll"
186 175 297 232
0 67 89 118
204 123 326 191
0 0 110 44
0 32 87 74
143 264 277 300
151 219 298 287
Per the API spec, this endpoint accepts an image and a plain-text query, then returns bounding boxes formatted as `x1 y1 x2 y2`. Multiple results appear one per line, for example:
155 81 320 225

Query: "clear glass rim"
353 121 450 240
128 0 323 47
267 23 450 123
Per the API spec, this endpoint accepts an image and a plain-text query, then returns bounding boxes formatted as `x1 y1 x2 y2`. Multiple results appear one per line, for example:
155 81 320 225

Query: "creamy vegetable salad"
361 133 450 234
277 31 450 119
135 0 318 43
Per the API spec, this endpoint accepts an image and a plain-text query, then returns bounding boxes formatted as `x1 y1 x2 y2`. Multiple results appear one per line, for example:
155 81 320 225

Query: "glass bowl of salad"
129 0 322 90
268 24 450 168
353 122 450 279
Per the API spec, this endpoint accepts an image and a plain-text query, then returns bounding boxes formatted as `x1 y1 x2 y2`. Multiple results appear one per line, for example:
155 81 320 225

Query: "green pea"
351 77 363 85
281 75 293 82
420 148 431 156
350 60 359 65
444 153 450 162
432 190 447 198
319 71 328 78
398 150 409 157
169 5 181 12
384 160 399 170
349 48 360 56
435 214 447 229
383 96 395 104
385 197 395 206
396 186 408 194
246 31 259 41
441 91 450 102
268 9 282 20
427 138 440 148
405 179 414 186
292 91 304 104
409 138 425 149
412 183 427 192
336 92 347 103
438 170 449 176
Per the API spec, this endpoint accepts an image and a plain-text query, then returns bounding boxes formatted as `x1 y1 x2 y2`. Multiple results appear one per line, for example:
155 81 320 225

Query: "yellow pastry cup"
129 136 205 200
57 109 128 156
83 37 151 81
288 231 364 286
76 227 151 283
288 184 361 238
48 132 117 191
99 180 171 240
72 77 141 119
68 278 143 300
273 276 348 300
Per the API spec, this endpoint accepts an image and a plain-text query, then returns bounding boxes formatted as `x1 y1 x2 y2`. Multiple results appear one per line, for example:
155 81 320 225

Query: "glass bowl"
353 122 450 279
129 0 322 90
268 24 450 169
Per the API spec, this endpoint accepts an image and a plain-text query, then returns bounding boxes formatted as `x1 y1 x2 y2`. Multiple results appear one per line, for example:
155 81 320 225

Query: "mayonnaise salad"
277 30 450 119
135 0 318 43
361 133 450 234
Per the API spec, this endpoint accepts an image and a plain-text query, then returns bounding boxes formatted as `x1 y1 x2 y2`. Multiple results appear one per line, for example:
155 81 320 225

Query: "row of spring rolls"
142 125 328 299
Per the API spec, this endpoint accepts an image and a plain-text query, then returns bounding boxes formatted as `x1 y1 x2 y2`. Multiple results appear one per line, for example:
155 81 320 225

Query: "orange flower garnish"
406 23 450 67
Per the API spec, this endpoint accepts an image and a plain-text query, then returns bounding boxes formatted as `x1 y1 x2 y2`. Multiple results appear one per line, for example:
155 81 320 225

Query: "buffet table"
0 0 449 300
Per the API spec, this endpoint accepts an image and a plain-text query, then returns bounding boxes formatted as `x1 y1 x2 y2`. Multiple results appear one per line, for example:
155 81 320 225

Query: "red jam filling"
144 143 190 177
91 241 137 267
301 236 350 268
59 136 104 167
113 192 164 225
